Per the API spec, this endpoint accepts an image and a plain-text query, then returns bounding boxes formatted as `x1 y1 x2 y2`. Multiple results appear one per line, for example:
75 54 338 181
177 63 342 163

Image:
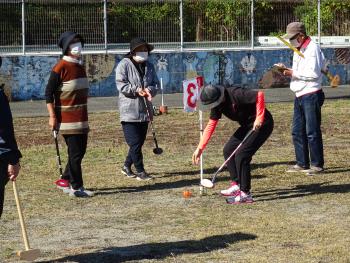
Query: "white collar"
63 56 83 65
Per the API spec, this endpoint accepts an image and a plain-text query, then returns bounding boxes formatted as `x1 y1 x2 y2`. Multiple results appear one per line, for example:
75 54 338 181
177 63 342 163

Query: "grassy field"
0 99 350 263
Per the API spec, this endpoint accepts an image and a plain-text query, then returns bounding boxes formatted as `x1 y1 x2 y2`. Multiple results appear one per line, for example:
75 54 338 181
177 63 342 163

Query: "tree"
294 0 350 36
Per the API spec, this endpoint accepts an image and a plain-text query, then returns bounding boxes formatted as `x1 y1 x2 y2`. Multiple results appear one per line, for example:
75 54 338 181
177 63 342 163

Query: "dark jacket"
0 86 22 164
210 86 272 127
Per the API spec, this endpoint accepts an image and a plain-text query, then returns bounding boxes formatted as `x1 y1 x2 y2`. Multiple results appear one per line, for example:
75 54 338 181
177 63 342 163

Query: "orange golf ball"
183 190 192 198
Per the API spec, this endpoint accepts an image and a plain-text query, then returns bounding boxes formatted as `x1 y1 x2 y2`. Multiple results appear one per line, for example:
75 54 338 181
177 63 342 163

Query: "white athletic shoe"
286 164 309 173
66 187 94 197
220 182 240 196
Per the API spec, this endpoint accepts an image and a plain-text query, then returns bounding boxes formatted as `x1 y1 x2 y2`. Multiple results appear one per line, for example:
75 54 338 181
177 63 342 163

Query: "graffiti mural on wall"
0 48 349 100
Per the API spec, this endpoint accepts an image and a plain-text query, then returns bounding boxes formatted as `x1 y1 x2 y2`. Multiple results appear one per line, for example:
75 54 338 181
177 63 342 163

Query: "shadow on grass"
321 167 350 174
94 176 227 195
160 161 291 178
39 232 257 263
255 182 350 201
251 161 291 170
95 173 266 195
160 167 220 177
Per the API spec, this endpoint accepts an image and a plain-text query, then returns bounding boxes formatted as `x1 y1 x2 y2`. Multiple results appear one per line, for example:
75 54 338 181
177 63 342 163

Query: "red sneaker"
55 179 70 189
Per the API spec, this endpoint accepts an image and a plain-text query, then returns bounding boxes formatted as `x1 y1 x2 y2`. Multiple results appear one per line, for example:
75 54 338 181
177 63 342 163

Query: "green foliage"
294 0 350 35
2 0 350 47
110 2 175 23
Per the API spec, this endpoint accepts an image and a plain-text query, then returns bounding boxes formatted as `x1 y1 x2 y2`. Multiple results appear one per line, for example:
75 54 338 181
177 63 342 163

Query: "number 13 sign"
183 76 203 112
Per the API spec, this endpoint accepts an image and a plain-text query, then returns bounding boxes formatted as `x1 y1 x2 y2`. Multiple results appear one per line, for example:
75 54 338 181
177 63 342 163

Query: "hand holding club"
8 163 20 181
48 116 57 130
138 87 152 101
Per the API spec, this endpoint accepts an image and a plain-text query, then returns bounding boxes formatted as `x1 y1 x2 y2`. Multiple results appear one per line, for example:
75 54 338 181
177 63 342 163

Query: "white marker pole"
199 110 203 181
198 78 205 194
160 77 164 107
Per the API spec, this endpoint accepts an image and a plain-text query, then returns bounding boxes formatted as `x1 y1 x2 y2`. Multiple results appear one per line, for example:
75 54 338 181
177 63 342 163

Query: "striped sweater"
45 56 89 134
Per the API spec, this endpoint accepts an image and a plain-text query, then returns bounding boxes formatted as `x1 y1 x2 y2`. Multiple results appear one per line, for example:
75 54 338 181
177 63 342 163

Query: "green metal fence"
0 0 349 55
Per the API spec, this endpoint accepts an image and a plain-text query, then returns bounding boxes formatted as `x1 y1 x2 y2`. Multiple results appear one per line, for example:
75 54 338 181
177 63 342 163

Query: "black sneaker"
136 171 153 181
121 166 136 178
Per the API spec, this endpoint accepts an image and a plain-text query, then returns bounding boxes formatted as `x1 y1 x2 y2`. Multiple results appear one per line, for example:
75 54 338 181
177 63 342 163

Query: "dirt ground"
0 100 350 263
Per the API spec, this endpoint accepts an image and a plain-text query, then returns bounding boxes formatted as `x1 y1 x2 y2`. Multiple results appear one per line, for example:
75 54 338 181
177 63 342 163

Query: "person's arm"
46 103 57 130
0 90 22 180
45 70 61 130
192 118 219 164
116 60 143 98
253 91 265 131
145 63 159 98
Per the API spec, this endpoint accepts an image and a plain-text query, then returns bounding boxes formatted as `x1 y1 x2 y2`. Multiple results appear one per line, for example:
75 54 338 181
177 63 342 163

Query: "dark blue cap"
58 31 84 55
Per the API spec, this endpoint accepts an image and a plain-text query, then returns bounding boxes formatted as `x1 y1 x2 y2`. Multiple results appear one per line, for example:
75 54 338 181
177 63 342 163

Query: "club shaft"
13 181 30 250
211 130 254 183
53 130 63 177
142 97 160 150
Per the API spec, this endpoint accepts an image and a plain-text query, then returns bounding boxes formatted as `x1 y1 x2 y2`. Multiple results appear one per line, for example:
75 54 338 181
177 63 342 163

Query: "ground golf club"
142 97 164 155
201 129 254 188
53 130 64 178
13 181 41 261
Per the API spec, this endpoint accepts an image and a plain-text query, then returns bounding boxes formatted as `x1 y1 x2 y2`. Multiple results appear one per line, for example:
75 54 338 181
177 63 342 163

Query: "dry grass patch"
0 99 349 262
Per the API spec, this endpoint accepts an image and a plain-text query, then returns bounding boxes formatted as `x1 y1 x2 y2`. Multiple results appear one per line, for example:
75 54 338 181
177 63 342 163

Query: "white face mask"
133 52 148 63
69 42 82 56
290 38 301 48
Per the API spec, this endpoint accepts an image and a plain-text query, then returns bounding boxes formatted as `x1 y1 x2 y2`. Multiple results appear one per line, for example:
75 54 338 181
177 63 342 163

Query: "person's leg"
292 97 310 168
122 122 148 173
221 129 246 196
124 150 133 169
63 134 87 190
0 161 9 218
302 91 325 168
236 114 274 193
122 123 133 169
223 127 248 183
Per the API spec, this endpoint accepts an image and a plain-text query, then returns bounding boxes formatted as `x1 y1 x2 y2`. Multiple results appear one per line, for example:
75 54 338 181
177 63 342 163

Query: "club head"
17 248 40 261
153 147 163 155
200 179 214 188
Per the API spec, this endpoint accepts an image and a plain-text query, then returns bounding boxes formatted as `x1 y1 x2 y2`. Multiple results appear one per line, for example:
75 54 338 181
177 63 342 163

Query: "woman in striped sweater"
45 31 93 198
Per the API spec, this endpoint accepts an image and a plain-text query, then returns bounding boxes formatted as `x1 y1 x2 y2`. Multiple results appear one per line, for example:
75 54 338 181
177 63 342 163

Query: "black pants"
223 111 274 193
0 160 9 218
122 122 148 173
62 134 88 190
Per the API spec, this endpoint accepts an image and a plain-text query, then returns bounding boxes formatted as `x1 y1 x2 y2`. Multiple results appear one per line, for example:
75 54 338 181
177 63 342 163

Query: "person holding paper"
278 22 325 175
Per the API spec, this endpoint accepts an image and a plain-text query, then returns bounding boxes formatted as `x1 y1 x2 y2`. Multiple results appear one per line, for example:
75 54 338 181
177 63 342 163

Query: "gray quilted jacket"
115 58 159 122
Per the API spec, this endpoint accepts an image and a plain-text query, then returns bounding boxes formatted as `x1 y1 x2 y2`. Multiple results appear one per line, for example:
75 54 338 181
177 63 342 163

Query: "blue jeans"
292 91 324 168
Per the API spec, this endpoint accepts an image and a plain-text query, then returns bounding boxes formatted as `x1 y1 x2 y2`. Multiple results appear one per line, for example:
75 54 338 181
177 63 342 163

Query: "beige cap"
282 22 306 39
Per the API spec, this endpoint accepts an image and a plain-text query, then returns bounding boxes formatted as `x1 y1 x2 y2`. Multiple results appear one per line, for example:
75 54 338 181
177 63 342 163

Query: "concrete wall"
1 48 349 101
